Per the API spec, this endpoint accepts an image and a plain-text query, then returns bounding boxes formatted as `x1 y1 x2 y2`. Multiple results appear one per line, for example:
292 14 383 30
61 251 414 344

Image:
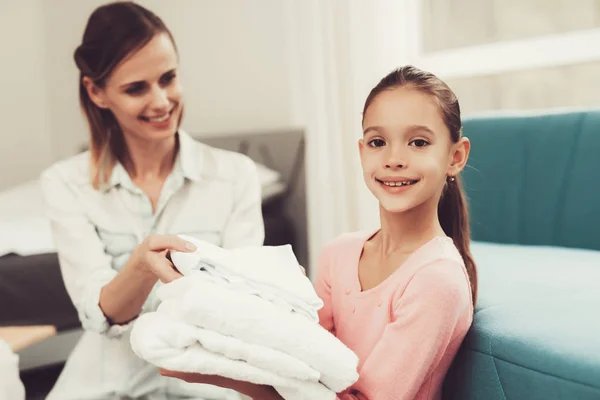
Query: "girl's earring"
448 175 455 182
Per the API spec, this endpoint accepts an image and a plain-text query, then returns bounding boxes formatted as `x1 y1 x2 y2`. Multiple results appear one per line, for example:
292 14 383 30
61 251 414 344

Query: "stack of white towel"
130 236 359 400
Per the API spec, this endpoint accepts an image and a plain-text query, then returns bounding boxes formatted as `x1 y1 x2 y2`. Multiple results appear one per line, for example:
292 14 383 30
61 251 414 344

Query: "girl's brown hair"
74 1 176 189
362 65 478 305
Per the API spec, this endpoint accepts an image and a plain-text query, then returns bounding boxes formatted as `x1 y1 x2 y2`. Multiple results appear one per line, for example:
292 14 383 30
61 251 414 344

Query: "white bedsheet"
0 180 55 257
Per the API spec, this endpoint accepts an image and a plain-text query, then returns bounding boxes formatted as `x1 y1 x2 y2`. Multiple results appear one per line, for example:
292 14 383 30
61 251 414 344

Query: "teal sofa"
443 109 600 399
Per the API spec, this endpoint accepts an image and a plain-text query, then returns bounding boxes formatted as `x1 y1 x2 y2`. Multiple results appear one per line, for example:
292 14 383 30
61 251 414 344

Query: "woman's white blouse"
40 130 263 400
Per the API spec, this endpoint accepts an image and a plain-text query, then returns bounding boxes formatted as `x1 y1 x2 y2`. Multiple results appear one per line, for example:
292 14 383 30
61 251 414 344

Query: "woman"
41 2 263 399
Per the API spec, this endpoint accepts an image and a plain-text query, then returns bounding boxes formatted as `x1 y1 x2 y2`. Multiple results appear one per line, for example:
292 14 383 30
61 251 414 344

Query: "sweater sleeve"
314 244 336 335
340 260 472 400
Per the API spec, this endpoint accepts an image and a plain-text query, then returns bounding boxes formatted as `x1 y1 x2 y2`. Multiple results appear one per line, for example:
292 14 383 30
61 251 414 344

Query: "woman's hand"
98 235 196 325
159 369 284 400
130 234 197 283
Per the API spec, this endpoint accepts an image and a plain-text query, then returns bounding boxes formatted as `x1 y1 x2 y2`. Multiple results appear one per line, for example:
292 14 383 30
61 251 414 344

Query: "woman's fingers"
149 253 182 283
146 234 197 253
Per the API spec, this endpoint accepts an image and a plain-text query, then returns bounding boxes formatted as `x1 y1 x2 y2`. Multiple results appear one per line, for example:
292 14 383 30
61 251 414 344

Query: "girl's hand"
159 369 284 400
130 234 197 283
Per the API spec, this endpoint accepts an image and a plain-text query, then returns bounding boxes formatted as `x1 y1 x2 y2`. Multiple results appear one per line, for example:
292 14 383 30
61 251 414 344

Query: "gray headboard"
198 128 308 270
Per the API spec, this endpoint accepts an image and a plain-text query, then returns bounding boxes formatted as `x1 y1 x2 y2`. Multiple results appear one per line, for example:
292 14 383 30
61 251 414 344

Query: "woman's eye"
160 72 176 86
410 139 430 148
125 83 146 95
368 139 386 147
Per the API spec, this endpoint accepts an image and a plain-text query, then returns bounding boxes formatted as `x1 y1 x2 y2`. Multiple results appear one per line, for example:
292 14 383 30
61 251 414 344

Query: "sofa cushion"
444 241 600 399
462 110 600 251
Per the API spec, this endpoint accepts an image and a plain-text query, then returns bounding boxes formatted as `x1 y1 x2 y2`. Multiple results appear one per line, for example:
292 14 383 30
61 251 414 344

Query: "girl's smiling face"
360 85 467 214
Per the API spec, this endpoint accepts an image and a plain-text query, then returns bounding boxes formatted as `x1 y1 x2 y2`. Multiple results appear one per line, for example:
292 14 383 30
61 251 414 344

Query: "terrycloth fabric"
130 276 359 399
186 271 316 322
157 276 359 391
170 235 322 322
131 313 334 400
132 312 321 382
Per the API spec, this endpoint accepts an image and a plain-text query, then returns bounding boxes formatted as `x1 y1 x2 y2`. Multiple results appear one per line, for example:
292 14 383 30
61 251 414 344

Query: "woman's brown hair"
74 1 176 189
362 65 478 305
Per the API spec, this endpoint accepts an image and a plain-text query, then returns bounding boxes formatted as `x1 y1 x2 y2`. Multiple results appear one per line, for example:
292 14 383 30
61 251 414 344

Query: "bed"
0 129 308 342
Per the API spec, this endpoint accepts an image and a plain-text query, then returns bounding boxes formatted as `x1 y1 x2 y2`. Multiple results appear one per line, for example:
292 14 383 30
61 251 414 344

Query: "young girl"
313 65 476 399
163 65 477 400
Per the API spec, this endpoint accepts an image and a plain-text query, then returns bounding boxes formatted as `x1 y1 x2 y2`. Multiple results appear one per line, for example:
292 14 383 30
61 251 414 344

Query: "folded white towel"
133 312 321 382
156 276 359 392
189 271 316 322
170 235 323 321
131 312 334 400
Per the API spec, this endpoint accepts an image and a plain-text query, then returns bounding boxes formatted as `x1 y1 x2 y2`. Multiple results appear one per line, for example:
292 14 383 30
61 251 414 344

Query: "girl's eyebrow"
363 124 435 136
363 126 384 136
406 124 436 135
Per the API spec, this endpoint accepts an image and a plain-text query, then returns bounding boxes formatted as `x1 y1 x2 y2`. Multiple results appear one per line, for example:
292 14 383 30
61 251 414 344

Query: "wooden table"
0 325 57 352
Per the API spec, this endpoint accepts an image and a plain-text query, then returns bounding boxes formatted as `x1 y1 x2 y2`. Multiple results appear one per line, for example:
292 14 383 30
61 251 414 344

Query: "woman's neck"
376 201 446 257
121 134 178 182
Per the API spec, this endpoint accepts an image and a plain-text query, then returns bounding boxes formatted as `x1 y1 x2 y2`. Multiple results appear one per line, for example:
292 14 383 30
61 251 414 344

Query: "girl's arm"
313 247 336 334
339 260 472 400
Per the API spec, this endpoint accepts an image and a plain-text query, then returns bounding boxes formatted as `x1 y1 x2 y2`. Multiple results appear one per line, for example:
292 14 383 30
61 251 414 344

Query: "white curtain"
283 0 412 277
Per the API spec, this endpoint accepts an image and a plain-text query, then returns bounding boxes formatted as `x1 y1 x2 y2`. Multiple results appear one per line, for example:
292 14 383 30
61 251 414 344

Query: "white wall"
281 0 416 274
0 0 294 190
0 0 407 272
40 0 105 162
142 0 293 136
0 1 53 189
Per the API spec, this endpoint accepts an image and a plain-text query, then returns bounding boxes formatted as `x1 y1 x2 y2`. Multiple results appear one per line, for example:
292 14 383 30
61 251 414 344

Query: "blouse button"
352 306 356 313
345 289 351 295
378 299 383 307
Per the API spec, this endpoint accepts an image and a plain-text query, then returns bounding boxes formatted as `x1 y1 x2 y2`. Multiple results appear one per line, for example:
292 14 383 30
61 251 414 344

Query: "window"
409 0 600 115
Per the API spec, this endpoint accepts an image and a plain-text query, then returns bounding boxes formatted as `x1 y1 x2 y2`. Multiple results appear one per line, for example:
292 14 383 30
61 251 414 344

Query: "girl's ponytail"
439 176 477 305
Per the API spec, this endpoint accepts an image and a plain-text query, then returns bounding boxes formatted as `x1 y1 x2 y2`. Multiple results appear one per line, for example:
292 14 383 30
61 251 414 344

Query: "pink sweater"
314 231 474 400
